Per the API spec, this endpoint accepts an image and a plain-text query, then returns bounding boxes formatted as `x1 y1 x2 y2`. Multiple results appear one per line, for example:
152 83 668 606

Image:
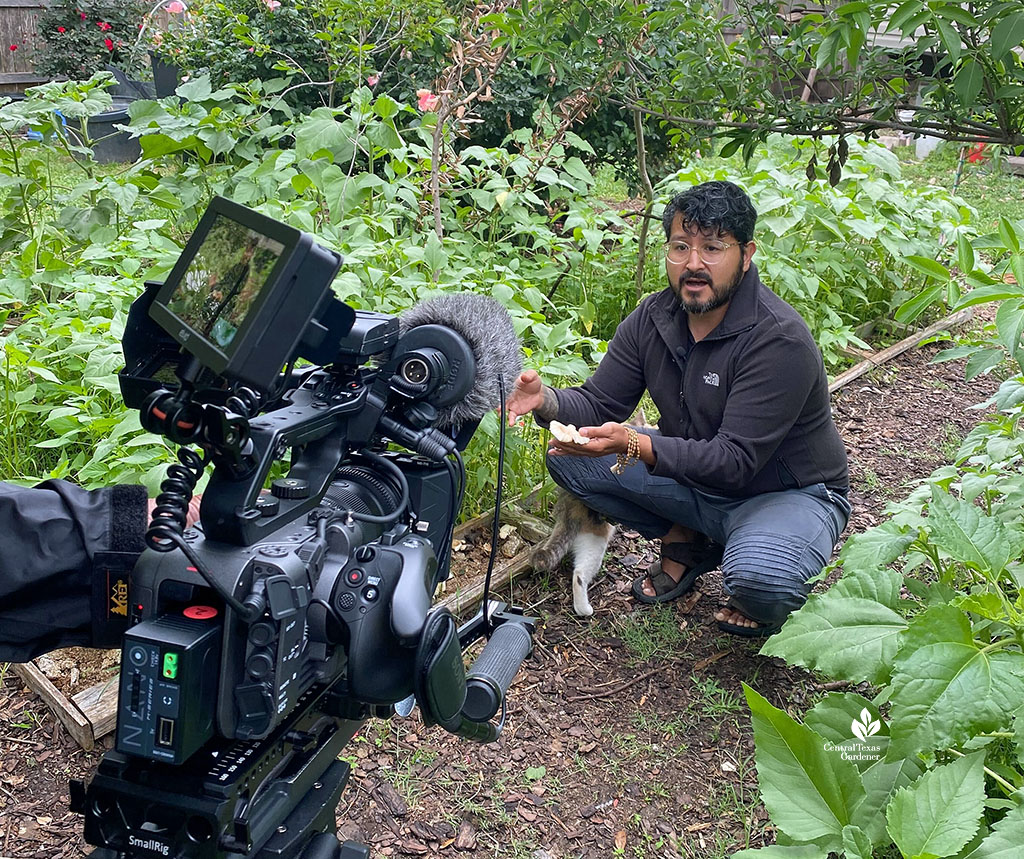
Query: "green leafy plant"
737 374 1024 857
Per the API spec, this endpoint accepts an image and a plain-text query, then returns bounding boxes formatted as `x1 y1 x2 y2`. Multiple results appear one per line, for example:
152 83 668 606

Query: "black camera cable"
478 374 508 636
146 447 263 621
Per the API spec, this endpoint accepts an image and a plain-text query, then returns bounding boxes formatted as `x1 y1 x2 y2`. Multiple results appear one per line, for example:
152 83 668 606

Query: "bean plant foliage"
0 73 981 514
740 351 1024 853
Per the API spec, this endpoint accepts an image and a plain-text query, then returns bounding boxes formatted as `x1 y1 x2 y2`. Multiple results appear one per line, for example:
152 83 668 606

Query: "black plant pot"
149 51 180 99
66 97 141 163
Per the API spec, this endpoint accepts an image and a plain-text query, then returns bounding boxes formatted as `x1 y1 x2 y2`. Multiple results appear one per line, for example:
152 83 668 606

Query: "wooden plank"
72 674 120 742
0 72 47 83
13 661 95 750
437 544 537 618
829 307 975 394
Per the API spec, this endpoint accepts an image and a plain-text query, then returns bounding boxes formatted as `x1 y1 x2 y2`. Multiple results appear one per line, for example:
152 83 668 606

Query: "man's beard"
671 261 745 315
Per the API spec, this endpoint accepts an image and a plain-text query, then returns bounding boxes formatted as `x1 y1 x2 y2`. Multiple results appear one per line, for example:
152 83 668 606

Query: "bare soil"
0 325 1002 859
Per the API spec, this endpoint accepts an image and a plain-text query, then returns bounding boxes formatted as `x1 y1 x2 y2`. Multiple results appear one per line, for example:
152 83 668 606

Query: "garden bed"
0 311 999 858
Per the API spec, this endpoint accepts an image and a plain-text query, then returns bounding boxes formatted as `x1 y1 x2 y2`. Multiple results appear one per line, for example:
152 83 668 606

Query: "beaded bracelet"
610 426 641 475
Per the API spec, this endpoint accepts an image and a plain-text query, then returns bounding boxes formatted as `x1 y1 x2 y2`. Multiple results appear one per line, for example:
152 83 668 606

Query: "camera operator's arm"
0 480 148 662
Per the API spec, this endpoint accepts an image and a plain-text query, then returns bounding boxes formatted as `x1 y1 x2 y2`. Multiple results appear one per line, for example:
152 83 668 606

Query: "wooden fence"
0 0 47 92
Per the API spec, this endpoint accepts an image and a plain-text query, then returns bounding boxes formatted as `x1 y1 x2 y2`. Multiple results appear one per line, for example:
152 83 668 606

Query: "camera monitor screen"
165 217 285 352
150 197 345 392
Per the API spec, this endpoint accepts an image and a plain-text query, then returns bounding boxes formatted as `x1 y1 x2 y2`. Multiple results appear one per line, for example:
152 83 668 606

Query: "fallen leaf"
721 761 737 773
614 830 627 850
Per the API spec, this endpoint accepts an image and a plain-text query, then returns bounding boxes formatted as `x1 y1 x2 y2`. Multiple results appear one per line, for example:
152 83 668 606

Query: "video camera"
70 197 535 859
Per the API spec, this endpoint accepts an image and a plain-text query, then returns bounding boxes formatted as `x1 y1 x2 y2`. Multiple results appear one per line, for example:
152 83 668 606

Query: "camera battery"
116 608 221 764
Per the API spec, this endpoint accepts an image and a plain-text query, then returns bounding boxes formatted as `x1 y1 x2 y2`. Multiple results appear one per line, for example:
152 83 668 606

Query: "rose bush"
34 0 146 81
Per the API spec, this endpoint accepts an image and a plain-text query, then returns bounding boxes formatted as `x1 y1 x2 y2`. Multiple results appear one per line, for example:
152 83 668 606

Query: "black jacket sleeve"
0 480 148 662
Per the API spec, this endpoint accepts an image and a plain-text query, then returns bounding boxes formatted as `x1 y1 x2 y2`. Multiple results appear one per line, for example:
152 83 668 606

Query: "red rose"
97 21 111 31
57 26 66 33
104 37 113 50
8 44 16 51
79 11 86 18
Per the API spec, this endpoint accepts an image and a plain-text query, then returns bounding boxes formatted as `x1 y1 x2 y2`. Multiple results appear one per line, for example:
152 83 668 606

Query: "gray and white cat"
529 491 615 617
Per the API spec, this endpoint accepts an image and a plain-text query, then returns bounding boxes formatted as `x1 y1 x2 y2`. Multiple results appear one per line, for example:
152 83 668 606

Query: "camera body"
71 197 533 858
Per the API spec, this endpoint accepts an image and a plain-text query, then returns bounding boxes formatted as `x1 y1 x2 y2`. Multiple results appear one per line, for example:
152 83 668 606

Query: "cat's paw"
572 589 594 617
572 598 594 617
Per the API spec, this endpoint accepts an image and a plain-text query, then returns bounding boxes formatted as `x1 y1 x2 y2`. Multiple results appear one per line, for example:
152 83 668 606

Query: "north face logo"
703 372 720 387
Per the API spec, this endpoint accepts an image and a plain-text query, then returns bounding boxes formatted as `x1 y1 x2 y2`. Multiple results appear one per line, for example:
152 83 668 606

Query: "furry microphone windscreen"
400 293 523 430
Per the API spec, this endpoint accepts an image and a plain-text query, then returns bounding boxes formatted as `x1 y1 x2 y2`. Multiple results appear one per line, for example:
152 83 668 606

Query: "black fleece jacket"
553 263 849 497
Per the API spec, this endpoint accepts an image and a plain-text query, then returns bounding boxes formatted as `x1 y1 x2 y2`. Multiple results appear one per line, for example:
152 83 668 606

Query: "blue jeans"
546 444 850 627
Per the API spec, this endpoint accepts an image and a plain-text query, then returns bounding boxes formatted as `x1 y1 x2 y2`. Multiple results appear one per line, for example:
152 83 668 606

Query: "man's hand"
147 494 202 529
548 422 628 457
548 423 655 466
506 370 549 426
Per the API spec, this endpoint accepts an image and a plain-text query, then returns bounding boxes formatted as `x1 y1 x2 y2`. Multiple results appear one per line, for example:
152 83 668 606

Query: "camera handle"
413 601 535 743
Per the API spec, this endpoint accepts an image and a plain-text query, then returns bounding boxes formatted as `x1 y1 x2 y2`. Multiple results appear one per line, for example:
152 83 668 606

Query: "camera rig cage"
71 197 535 859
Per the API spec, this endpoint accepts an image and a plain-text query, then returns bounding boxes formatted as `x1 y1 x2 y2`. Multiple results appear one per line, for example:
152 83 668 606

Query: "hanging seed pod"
805 153 818 181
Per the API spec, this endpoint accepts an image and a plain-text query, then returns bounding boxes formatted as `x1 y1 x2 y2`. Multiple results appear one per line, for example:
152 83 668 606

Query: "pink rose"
367 74 380 87
416 88 439 111
165 0 185 12
264 0 281 9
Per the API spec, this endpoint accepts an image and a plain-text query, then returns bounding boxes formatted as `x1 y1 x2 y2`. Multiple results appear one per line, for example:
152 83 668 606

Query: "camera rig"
70 197 535 858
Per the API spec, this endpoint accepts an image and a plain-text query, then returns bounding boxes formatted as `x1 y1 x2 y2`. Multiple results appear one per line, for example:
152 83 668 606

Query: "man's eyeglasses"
664 240 744 266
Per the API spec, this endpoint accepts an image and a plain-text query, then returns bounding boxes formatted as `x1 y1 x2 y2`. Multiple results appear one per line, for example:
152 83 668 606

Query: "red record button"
346 569 365 586
184 605 218 620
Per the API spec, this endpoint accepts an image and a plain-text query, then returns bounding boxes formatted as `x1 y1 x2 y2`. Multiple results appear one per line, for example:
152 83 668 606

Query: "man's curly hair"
662 181 757 245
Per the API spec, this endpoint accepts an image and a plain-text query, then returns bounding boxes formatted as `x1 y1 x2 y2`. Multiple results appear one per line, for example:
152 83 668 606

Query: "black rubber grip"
462 622 533 722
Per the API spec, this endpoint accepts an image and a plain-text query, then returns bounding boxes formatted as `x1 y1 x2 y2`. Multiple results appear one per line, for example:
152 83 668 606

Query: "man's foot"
637 548 689 598
714 604 779 638
631 537 722 605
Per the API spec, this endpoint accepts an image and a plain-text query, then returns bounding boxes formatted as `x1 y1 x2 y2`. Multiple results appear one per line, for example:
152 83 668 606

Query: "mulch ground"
0 316 1003 859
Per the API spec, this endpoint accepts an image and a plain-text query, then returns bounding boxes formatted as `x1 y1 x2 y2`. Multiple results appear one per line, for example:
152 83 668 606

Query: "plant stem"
947 748 1018 794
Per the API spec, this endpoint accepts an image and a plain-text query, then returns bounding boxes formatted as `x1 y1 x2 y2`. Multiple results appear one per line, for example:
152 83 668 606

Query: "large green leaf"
995 299 1024 364
954 60 985 108
839 524 916 579
743 685 866 848
904 255 951 281
886 753 985 859
888 606 1024 759
960 801 1024 859
858 755 924 845
761 586 907 685
927 485 1012 576
842 824 872 859
293 109 357 161
992 13 1024 61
